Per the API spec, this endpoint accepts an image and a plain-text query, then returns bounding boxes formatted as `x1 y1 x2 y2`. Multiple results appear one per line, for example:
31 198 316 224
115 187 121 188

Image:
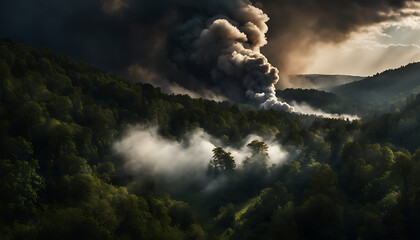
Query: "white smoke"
291 101 360 120
113 125 289 191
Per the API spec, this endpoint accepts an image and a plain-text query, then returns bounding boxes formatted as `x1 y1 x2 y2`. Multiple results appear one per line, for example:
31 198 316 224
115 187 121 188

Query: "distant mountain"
287 74 364 90
332 62 420 104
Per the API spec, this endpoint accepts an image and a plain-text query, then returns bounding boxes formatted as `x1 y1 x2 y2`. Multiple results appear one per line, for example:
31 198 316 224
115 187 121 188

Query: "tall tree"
209 147 236 175
246 140 269 163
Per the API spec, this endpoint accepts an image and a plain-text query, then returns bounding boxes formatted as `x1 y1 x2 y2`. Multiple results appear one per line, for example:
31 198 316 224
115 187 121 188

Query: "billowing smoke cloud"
113 125 288 192
167 0 293 110
0 0 418 100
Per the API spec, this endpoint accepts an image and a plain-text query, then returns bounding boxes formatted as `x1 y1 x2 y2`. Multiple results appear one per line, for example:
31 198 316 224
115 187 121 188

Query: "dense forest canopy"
2 38 420 239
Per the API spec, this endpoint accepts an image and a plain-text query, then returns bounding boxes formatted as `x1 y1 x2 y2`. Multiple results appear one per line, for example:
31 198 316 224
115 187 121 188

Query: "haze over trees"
2 38 420 239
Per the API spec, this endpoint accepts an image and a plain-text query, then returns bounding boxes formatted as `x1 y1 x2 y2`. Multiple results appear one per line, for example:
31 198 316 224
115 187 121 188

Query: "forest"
2 38 420 239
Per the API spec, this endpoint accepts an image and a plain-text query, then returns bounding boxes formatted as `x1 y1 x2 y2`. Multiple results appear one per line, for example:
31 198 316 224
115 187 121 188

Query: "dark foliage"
2 38 420 239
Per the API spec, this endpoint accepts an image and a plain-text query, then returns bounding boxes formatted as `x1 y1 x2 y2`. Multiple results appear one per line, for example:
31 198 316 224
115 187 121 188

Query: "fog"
113 125 289 192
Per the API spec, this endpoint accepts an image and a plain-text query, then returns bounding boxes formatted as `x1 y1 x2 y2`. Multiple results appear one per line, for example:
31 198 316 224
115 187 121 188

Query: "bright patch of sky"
380 26 420 45
303 3 420 76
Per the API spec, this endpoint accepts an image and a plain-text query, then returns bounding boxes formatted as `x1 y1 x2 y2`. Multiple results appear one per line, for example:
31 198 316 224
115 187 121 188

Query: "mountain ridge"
332 62 420 103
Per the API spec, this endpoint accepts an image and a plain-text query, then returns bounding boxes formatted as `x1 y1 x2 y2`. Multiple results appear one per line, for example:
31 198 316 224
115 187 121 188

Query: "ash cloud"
1 0 418 102
113 125 288 192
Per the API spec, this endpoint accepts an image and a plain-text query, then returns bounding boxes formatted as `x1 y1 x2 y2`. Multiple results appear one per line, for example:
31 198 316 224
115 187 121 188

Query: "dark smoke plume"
0 0 418 105
167 0 294 110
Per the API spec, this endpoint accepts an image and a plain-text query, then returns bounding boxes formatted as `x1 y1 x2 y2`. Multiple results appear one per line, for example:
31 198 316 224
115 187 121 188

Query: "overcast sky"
1 0 419 84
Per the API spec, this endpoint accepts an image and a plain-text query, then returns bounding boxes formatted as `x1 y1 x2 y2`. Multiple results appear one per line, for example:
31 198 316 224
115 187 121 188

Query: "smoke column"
168 0 294 111
1 0 417 106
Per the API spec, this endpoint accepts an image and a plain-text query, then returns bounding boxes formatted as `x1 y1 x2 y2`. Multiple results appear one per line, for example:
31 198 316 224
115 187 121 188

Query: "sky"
256 0 420 77
1 0 420 98
303 10 420 76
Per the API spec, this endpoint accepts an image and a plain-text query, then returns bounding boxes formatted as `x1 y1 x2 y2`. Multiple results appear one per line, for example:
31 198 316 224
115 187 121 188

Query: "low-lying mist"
291 101 360 120
113 125 289 193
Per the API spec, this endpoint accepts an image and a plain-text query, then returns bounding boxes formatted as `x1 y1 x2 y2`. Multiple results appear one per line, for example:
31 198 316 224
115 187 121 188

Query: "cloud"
300 12 420 76
258 0 420 76
113 126 214 180
303 36 420 76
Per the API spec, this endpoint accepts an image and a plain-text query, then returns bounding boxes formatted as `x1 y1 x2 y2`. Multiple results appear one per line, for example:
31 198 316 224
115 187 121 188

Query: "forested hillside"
2 38 420 239
287 74 363 91
0 38 309 239
333 62 420 105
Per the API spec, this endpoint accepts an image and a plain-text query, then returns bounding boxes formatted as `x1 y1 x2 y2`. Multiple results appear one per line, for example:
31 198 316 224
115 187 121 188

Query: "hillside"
0 38 211 239
288 74 363 90
364 95 420 152
276 88 373 116
332 62 420 104
0 37 308 239
2 38 420 239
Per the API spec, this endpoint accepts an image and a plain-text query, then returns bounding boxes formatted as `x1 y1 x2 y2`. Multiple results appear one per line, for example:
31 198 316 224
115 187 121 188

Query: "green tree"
392 152 414 206
245 140 269 163
0 157 45 221
208 147 236 176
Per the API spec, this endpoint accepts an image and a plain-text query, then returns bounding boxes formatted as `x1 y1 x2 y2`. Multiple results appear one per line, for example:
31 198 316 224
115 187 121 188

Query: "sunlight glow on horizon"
300 3 420 76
